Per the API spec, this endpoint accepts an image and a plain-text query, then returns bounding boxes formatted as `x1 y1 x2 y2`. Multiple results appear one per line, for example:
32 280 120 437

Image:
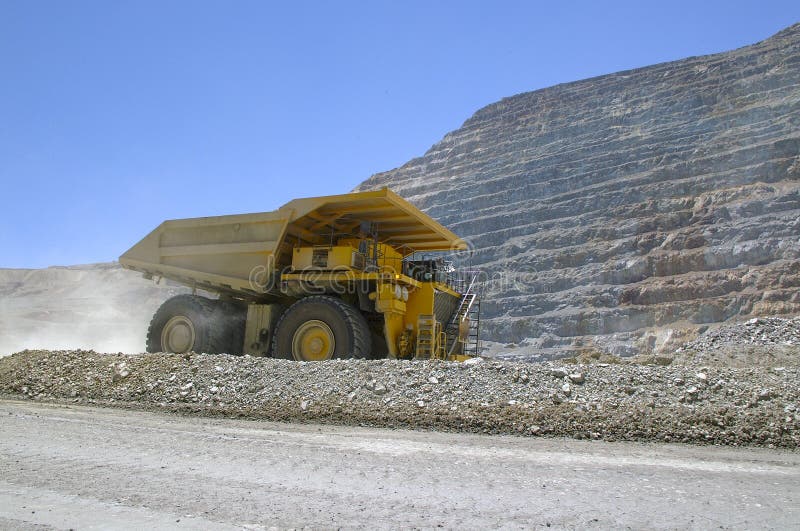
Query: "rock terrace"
357 23 800 360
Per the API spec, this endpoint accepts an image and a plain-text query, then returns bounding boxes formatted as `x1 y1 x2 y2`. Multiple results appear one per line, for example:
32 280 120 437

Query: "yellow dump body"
120 188 466 301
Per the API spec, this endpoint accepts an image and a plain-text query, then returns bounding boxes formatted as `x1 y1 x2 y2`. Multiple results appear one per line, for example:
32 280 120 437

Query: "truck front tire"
272 296 371 361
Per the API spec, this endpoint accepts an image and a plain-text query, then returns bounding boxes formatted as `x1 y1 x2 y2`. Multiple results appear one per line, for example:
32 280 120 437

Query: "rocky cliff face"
357 24 800 359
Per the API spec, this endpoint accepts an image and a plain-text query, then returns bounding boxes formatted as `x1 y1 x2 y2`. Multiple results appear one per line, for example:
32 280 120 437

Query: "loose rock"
0 349 797 448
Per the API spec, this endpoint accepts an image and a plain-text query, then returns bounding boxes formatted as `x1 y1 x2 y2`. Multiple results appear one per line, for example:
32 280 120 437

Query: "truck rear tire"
146 295 243 355
272 296 371 361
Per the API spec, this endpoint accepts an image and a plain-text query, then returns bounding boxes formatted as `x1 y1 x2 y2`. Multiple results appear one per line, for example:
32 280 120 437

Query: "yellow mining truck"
120 188 481 361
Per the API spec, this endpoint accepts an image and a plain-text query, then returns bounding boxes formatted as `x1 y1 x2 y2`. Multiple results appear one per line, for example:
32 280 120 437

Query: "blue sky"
1 1 798 268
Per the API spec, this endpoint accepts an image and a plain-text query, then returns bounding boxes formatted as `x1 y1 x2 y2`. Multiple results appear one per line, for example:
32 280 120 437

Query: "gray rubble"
679 316 800 351
671 316 800 368
1 342 798 448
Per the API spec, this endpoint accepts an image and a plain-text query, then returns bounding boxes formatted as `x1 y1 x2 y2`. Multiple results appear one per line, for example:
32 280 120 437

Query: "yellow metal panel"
375 283 406 314
291 245 363 270
159 241 281 257
243 303 282 356
159 208 293 230
120 210 291 297
376 297 406 313
120 258 268 296
403 283 436 335
291 247 316 270
382 313 405 358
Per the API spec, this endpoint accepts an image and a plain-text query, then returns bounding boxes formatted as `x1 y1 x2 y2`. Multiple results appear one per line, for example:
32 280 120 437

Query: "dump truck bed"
120 188 466 300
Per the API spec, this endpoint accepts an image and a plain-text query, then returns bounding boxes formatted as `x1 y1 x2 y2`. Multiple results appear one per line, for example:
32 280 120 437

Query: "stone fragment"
568 373 585 384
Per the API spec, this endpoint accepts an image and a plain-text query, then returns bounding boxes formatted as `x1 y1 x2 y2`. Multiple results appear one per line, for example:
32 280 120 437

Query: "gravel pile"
673 317 800 368
680 317 800 350
1 348 798 448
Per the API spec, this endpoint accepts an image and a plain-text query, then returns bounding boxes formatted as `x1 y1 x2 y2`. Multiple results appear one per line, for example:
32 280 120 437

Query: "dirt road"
1 399 798 530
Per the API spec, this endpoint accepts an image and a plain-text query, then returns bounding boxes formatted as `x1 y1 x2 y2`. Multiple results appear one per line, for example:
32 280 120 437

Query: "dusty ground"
1 399 798 530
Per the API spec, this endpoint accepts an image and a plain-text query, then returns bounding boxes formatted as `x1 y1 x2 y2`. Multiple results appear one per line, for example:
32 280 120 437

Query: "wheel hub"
292 320 335 361
161 315 196 353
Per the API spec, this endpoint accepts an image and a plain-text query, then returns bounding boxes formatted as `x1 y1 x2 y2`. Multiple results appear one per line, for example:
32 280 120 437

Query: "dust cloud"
0 263 186 357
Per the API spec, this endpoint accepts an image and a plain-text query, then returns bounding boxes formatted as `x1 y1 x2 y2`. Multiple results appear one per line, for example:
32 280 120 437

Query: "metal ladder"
463 297 481 356
416 315 446 359
445 272 481 357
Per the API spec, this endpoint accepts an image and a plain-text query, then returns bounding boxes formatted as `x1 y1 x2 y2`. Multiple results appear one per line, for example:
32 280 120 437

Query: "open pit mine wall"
356 23 800 359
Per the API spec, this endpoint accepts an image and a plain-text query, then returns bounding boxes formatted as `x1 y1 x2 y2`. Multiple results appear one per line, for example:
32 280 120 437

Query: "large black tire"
272 295 371 361
146 295 244 355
